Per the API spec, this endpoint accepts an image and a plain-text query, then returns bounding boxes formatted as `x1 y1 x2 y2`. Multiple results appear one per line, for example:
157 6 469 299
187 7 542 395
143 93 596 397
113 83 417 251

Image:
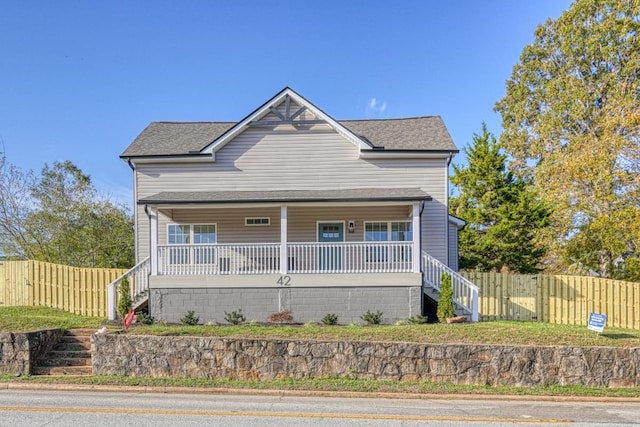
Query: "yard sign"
588 312 607 333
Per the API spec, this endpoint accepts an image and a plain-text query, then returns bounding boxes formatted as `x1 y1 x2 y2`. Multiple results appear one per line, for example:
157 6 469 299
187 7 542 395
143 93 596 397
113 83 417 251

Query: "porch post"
149 206 158 275
280 205 288 274
412 202 421 273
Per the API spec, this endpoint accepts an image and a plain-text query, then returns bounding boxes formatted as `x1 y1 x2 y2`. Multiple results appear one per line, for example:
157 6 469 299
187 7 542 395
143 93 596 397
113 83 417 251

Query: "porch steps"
33 329 94 376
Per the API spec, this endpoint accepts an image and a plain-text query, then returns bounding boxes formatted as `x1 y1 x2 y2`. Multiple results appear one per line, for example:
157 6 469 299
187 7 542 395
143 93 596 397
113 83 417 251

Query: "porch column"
149 206 158 275
412 202 421 273
280 205 288 274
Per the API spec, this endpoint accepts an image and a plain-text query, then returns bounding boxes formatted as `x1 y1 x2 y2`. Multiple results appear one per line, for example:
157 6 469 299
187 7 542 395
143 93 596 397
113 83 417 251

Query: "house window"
365 221 412 262
167 224 217 264
245 217 270 226
365 221 412 242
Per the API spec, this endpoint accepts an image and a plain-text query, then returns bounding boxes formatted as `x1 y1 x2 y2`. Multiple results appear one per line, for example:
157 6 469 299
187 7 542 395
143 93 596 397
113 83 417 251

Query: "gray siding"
134 126 448 262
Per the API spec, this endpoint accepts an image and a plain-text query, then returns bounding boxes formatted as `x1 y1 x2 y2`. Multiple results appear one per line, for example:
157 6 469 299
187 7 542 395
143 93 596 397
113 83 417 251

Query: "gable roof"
121 87 458 158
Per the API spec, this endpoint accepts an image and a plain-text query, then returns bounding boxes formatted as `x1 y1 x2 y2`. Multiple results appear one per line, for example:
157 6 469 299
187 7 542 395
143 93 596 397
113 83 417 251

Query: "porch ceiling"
138 188 431 206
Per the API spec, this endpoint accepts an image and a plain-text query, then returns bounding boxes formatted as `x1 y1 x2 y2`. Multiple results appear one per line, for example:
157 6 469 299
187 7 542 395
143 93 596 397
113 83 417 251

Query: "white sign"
588 312 607 333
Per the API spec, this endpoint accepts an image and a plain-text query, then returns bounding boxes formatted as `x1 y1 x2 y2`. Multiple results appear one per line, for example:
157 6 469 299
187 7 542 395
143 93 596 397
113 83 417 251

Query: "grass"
0 306 104 332
1 374 640 399
2 306 640 348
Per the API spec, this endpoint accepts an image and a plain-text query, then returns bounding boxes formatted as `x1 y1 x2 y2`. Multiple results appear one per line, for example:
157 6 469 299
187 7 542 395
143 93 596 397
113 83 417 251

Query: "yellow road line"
0 406 572 423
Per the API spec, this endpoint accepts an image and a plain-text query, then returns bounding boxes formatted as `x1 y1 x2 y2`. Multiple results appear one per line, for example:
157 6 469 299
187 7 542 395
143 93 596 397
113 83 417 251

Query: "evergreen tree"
436 273 455 322
450 124 550 273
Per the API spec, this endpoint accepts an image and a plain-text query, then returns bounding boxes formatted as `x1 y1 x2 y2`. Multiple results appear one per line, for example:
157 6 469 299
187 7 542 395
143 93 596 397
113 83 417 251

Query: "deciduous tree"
0 154 133 268
495 0 640 278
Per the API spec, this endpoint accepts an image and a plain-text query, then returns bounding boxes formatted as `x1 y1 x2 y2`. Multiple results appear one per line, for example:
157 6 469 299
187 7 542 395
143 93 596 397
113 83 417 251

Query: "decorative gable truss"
200 87 372 161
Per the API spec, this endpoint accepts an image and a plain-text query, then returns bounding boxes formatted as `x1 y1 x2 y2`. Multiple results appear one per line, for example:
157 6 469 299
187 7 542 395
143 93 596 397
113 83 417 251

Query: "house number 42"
277 275 291 286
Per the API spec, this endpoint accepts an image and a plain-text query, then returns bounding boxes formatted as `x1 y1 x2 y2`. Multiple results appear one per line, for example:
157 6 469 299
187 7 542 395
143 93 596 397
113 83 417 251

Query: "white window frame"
363 220 412 241
167 223 217 265
167 223 217 244
363 220 412 264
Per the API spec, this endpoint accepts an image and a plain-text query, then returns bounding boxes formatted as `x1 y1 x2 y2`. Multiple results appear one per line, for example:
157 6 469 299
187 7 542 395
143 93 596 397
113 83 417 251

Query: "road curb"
3 381 640 403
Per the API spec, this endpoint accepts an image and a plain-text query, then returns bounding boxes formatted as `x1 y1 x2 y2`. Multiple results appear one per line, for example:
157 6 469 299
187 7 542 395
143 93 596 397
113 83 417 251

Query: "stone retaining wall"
92 334 640 388
0 329 62 375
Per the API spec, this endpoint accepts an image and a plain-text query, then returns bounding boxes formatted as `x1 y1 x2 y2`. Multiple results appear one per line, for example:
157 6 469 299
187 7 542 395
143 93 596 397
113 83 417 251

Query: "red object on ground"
124 309 135 329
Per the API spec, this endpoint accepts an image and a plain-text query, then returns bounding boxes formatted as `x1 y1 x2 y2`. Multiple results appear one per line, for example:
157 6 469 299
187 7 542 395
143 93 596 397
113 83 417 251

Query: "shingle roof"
138 188 431 205
341 117 456 151
121 116 457 157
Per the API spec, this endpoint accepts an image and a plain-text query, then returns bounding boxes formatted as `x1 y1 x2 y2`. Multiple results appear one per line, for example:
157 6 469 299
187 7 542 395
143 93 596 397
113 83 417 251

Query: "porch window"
167 224 217 264
365 221 412 262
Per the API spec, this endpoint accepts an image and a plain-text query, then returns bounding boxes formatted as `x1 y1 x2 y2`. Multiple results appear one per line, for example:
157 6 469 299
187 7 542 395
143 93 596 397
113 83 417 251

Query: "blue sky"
0 0 572 207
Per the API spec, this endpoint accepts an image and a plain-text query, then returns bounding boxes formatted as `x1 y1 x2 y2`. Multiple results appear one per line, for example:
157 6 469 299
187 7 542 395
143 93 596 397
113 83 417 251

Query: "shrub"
360 309 383 325
136 311 155 325
437 272 455 322
224 309 246 325
407 314 428 324
117 276 131 319
181 310 200 325
268 310 293 324
321 313 338 325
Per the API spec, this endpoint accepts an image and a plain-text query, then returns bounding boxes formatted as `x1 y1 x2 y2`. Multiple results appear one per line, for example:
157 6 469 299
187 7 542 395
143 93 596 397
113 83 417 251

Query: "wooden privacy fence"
0 260 126 317
462 271 640 329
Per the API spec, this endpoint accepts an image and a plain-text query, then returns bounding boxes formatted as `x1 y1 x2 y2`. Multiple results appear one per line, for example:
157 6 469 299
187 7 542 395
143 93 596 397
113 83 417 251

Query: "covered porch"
143 188 429 278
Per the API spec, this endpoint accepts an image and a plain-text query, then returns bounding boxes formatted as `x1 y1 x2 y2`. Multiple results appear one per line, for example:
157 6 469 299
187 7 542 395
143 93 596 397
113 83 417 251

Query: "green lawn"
1 306 639 348
0 306 104 331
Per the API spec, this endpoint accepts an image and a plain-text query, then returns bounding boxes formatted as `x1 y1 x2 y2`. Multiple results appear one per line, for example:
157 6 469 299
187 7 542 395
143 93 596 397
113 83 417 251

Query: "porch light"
348 220 355 233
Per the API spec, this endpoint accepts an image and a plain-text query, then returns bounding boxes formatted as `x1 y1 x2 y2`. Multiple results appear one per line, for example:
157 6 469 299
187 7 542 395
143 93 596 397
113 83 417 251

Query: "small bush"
268 310 293 324
117 276 131 319
361 309 384 325
181 310 200 325
437 273 455 322
321 313 338 325
224 309 246 325
407 314 428 324
136 311 155 325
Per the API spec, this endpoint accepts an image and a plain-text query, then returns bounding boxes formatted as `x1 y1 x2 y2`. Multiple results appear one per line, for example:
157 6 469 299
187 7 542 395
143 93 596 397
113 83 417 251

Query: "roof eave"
359 149 458 160
120 153 215 164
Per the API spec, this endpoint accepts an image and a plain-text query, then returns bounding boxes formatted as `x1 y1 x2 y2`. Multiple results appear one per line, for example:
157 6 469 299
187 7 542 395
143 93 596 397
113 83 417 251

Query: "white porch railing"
107 257 150 320
158 243 280 275
422 251 479 322
156 242 414 275
288 242 413 273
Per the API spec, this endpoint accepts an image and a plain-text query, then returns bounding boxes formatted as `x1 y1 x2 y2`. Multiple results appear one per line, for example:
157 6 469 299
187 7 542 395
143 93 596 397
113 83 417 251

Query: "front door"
318 222 344 271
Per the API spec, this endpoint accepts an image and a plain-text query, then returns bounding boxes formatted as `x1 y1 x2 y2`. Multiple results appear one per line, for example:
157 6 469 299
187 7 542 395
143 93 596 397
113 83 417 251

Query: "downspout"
444 152 454 267
419 200 425 317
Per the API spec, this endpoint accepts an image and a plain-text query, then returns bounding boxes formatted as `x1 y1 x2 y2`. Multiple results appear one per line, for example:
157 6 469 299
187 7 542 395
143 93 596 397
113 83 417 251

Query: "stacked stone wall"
92 334 640 387
0 329 62 375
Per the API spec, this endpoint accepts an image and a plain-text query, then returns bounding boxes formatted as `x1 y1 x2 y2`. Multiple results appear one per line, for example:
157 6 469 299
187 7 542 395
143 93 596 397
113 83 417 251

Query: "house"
110 87 478 324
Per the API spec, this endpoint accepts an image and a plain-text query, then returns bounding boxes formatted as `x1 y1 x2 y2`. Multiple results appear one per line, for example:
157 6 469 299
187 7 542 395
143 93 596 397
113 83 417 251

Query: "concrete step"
47 350 91 359
37 356 91 367
32 365 93 376
33 329 94 376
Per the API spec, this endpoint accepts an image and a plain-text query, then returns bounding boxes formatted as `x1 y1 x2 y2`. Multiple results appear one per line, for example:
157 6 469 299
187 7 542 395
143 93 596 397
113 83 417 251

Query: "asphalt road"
1 388 639 426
